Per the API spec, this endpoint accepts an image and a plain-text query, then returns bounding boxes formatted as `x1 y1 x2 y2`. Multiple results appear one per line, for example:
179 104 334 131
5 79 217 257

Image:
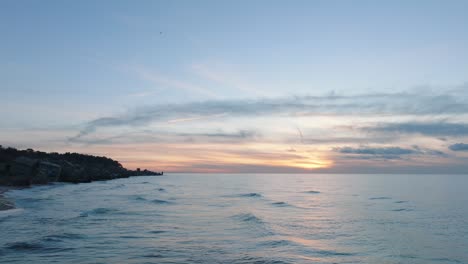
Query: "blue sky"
2 1 468 173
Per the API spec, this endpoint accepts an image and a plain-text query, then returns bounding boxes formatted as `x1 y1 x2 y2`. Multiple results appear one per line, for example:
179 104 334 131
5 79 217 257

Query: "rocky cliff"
0 146 163 186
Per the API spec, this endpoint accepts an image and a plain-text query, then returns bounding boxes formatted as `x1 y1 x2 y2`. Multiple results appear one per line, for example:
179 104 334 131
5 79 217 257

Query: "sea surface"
0 174 467 264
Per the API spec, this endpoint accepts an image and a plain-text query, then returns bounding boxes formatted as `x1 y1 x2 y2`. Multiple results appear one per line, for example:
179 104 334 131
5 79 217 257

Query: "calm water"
1 174 467 264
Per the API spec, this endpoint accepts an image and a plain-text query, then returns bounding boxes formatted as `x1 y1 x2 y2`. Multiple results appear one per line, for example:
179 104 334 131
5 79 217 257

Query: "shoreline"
0 171 164 212
0 186 15 211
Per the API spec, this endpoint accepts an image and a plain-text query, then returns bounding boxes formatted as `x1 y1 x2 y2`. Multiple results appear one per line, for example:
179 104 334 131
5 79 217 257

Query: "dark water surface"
1 174 467 263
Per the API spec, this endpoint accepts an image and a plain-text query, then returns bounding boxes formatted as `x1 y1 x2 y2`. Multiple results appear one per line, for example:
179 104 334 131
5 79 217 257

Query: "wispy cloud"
167 113 227 124
176 130 258 140
368 122 468 136
126 65 220 98
334 146 446 160
336 146 417 155
191 63 269 97
69 129 259 145
449 143 468 151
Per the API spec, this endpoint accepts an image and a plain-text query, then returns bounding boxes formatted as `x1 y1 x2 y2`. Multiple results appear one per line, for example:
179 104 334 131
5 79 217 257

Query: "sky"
2 0 468 173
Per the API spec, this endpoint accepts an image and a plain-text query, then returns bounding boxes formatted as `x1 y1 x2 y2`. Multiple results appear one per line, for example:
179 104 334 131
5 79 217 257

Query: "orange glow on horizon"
112 143 334 173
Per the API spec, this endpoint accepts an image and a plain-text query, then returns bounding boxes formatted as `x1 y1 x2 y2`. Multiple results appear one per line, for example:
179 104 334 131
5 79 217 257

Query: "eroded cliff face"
0 147 162 186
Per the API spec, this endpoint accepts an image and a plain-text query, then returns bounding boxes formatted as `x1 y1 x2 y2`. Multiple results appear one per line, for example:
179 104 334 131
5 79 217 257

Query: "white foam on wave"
0 208 24 217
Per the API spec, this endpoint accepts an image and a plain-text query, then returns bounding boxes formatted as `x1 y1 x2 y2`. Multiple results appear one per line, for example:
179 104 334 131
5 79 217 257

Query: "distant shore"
1 146 164 211
1 146 163 186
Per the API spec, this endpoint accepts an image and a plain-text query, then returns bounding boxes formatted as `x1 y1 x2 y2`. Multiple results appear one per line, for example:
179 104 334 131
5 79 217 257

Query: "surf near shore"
0 186 15 211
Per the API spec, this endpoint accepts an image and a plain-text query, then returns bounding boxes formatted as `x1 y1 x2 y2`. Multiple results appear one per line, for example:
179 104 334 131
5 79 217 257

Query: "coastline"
0 147 164 211
0 186 15 211
0 146 163 186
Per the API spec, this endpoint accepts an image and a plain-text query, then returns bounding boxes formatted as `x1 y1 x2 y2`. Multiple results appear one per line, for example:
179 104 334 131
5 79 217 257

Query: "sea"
0 174 467 264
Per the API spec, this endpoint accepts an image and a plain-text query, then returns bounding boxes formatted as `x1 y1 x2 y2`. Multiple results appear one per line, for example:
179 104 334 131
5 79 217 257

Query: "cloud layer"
72 88 468 140
60 86 468 173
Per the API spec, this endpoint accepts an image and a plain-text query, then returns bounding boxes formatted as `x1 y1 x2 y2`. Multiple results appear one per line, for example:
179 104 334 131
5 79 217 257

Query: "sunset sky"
2 0 468 173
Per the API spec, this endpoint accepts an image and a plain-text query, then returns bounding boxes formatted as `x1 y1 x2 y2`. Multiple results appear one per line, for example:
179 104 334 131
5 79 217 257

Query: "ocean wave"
42 233 85 242
5 242 43 251
18 197 54 203
239 193 262 198
4 241 73 253
232 213 263 224
394 200 408 204
109 183 126 190
314 249 355 256
391 208 414 212
271 201 290 207
303 190 321 194
80 207 118 217
369 196 392 200
222 193 263 198
143 253 164 258
148 230 167 234
0 208 23 218
428 257 463 263
152 199 172 205
231 255 291 264
90 207 117 214
258 239 291 247
130 195 147 201
118 235 142 239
